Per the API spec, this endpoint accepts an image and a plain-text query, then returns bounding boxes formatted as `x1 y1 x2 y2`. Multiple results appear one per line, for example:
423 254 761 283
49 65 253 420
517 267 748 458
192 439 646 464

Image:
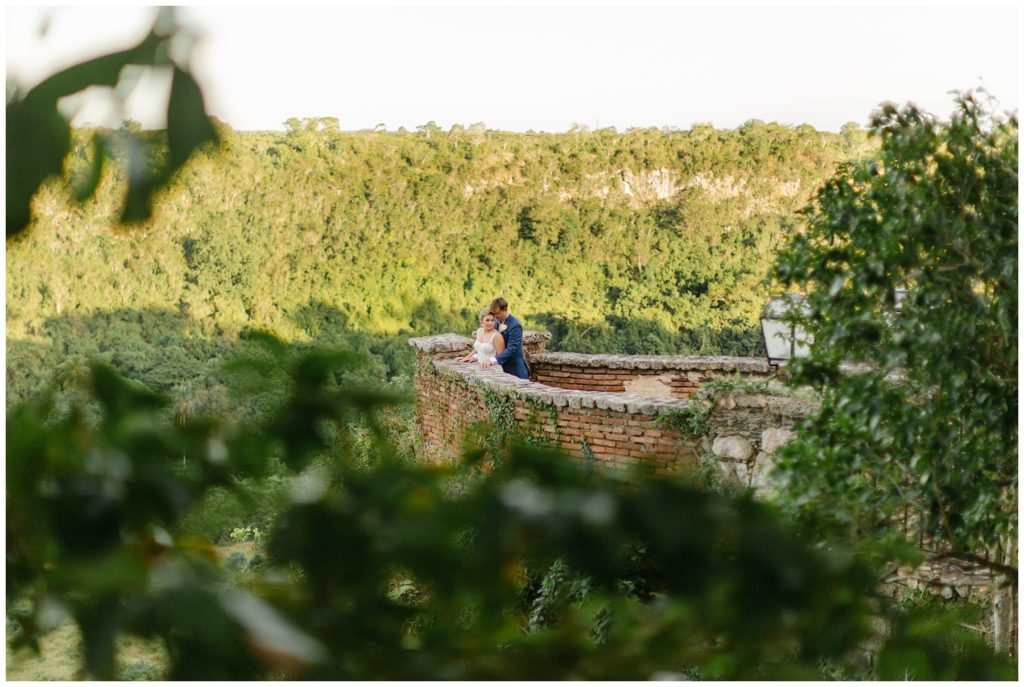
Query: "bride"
456 308 505 367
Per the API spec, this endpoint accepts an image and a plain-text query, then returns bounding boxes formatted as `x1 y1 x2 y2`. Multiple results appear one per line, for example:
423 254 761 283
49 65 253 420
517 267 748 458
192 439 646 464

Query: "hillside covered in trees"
7 120 871 415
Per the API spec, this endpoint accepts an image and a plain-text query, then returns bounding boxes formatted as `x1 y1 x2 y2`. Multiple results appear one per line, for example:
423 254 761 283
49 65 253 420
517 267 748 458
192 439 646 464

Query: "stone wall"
700 389 818 496
412 330 553 362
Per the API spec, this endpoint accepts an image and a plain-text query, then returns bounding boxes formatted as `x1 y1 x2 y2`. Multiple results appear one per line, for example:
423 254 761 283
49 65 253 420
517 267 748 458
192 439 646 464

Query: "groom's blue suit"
495 314 530 379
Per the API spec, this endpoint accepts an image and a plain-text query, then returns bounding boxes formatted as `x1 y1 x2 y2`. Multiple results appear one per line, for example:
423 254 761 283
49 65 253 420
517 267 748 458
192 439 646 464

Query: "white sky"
5 2 1021 133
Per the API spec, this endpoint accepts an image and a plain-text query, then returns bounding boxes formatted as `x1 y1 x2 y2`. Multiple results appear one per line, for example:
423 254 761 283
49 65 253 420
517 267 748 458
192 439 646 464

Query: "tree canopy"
772 91 1017 585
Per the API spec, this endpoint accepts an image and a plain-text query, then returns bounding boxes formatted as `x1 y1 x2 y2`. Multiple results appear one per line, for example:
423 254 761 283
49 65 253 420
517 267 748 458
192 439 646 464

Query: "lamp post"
760 289 907 369
760 293 813 369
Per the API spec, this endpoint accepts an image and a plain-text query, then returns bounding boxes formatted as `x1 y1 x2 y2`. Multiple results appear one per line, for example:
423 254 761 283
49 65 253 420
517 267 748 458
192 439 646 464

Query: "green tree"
771 91 1017 647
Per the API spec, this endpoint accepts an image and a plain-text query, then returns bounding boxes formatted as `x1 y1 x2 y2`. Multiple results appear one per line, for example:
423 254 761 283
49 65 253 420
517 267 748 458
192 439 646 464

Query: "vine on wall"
475 382 516 447
522 398 562 450
653 403 712 439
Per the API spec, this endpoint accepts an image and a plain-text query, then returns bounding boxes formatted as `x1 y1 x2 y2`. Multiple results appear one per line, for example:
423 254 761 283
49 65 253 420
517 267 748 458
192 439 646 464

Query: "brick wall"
410 333 808 482
530 352 775 398
414 355 703 477
410 333 709 478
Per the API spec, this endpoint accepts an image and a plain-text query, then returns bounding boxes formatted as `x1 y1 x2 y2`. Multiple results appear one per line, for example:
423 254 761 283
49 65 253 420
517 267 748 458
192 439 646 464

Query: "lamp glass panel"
793 325 814 357
761 318 794 361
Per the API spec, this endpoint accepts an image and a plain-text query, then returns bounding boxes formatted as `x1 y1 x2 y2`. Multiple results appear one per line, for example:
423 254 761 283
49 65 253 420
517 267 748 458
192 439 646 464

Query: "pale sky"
5 2 1020 133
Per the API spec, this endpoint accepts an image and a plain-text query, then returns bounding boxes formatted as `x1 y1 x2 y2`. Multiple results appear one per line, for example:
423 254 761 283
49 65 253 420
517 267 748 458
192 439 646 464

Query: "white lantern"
760 294 813 367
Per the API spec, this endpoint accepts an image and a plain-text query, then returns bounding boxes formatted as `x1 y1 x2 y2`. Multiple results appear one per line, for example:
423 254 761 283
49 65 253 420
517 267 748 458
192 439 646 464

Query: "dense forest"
7 119 872 416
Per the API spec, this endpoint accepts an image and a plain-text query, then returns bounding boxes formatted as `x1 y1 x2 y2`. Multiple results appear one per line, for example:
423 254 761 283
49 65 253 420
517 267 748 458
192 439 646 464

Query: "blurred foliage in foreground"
6 8 217 236
6 344 1015 680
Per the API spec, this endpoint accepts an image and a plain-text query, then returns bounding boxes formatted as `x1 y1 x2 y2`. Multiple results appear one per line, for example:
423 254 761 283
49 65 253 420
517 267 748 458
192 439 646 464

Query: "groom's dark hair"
489 296 509 313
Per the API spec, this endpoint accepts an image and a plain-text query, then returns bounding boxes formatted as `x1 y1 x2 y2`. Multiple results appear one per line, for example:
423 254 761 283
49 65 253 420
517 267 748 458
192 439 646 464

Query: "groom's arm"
494 323 522 364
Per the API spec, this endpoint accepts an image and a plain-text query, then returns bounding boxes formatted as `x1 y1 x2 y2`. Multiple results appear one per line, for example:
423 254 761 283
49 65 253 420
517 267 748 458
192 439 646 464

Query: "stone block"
714 460 740 484
711 435 754 461
761 427 795 455
734 460 750 485
605 397 627 412
749 451 781 498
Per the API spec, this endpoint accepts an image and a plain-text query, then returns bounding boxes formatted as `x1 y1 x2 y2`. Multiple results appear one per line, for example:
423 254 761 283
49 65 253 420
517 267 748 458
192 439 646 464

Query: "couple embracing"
456 296 530 379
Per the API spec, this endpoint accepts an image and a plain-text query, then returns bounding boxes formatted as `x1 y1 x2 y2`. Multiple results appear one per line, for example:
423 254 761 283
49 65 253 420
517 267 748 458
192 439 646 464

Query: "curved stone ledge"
409 330 552 355
408 333 473 354
531 352 772 373
433 358 693 416
712 392 820 418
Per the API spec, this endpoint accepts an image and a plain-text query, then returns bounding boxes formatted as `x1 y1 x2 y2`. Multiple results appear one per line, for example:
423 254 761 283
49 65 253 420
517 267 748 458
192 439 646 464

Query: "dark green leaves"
71 134 107 202
9 343 1016 679
6 12 218 236
167 67 218 169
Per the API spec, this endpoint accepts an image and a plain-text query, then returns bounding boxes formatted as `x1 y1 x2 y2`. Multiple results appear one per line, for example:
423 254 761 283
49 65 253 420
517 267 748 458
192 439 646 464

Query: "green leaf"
25 32 165 105
167 67 218 169
6 99 70 236
72 133 107 203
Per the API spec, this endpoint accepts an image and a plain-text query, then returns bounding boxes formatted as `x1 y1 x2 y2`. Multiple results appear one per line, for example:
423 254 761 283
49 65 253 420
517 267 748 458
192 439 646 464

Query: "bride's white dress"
473 330 501 366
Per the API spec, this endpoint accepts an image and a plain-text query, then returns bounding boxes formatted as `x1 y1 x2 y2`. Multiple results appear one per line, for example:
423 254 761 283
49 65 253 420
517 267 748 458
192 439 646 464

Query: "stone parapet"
531 352 777 400
531 352 771 373
410 331 815 482
433 358 692 417
705 389 820 419
413 341 705 477
409 330 552 358
408 333 474 355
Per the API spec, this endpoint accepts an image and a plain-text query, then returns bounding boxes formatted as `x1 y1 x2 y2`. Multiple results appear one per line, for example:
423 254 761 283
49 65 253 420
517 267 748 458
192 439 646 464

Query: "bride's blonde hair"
479 308 493 322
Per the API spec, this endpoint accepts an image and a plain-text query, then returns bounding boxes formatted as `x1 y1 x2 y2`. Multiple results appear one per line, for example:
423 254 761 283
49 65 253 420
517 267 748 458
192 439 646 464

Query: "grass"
6 623 169 681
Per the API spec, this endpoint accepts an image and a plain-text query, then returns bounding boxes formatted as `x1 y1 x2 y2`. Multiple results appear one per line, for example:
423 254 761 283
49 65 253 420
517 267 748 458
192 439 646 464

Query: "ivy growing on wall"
522 398 562 450
475 382 517 447
653 403 712 439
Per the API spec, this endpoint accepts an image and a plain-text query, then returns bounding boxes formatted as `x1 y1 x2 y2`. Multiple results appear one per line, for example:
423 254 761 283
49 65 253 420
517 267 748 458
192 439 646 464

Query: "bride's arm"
492 331 505 356
467 328 484 361
456 329 481 362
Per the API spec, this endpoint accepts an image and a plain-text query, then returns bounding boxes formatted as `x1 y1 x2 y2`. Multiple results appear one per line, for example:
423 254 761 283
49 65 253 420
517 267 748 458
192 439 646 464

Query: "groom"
482 296 530 379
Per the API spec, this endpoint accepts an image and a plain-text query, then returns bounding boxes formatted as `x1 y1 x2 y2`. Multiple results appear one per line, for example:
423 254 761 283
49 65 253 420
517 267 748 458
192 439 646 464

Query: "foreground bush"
7 351 1014 679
